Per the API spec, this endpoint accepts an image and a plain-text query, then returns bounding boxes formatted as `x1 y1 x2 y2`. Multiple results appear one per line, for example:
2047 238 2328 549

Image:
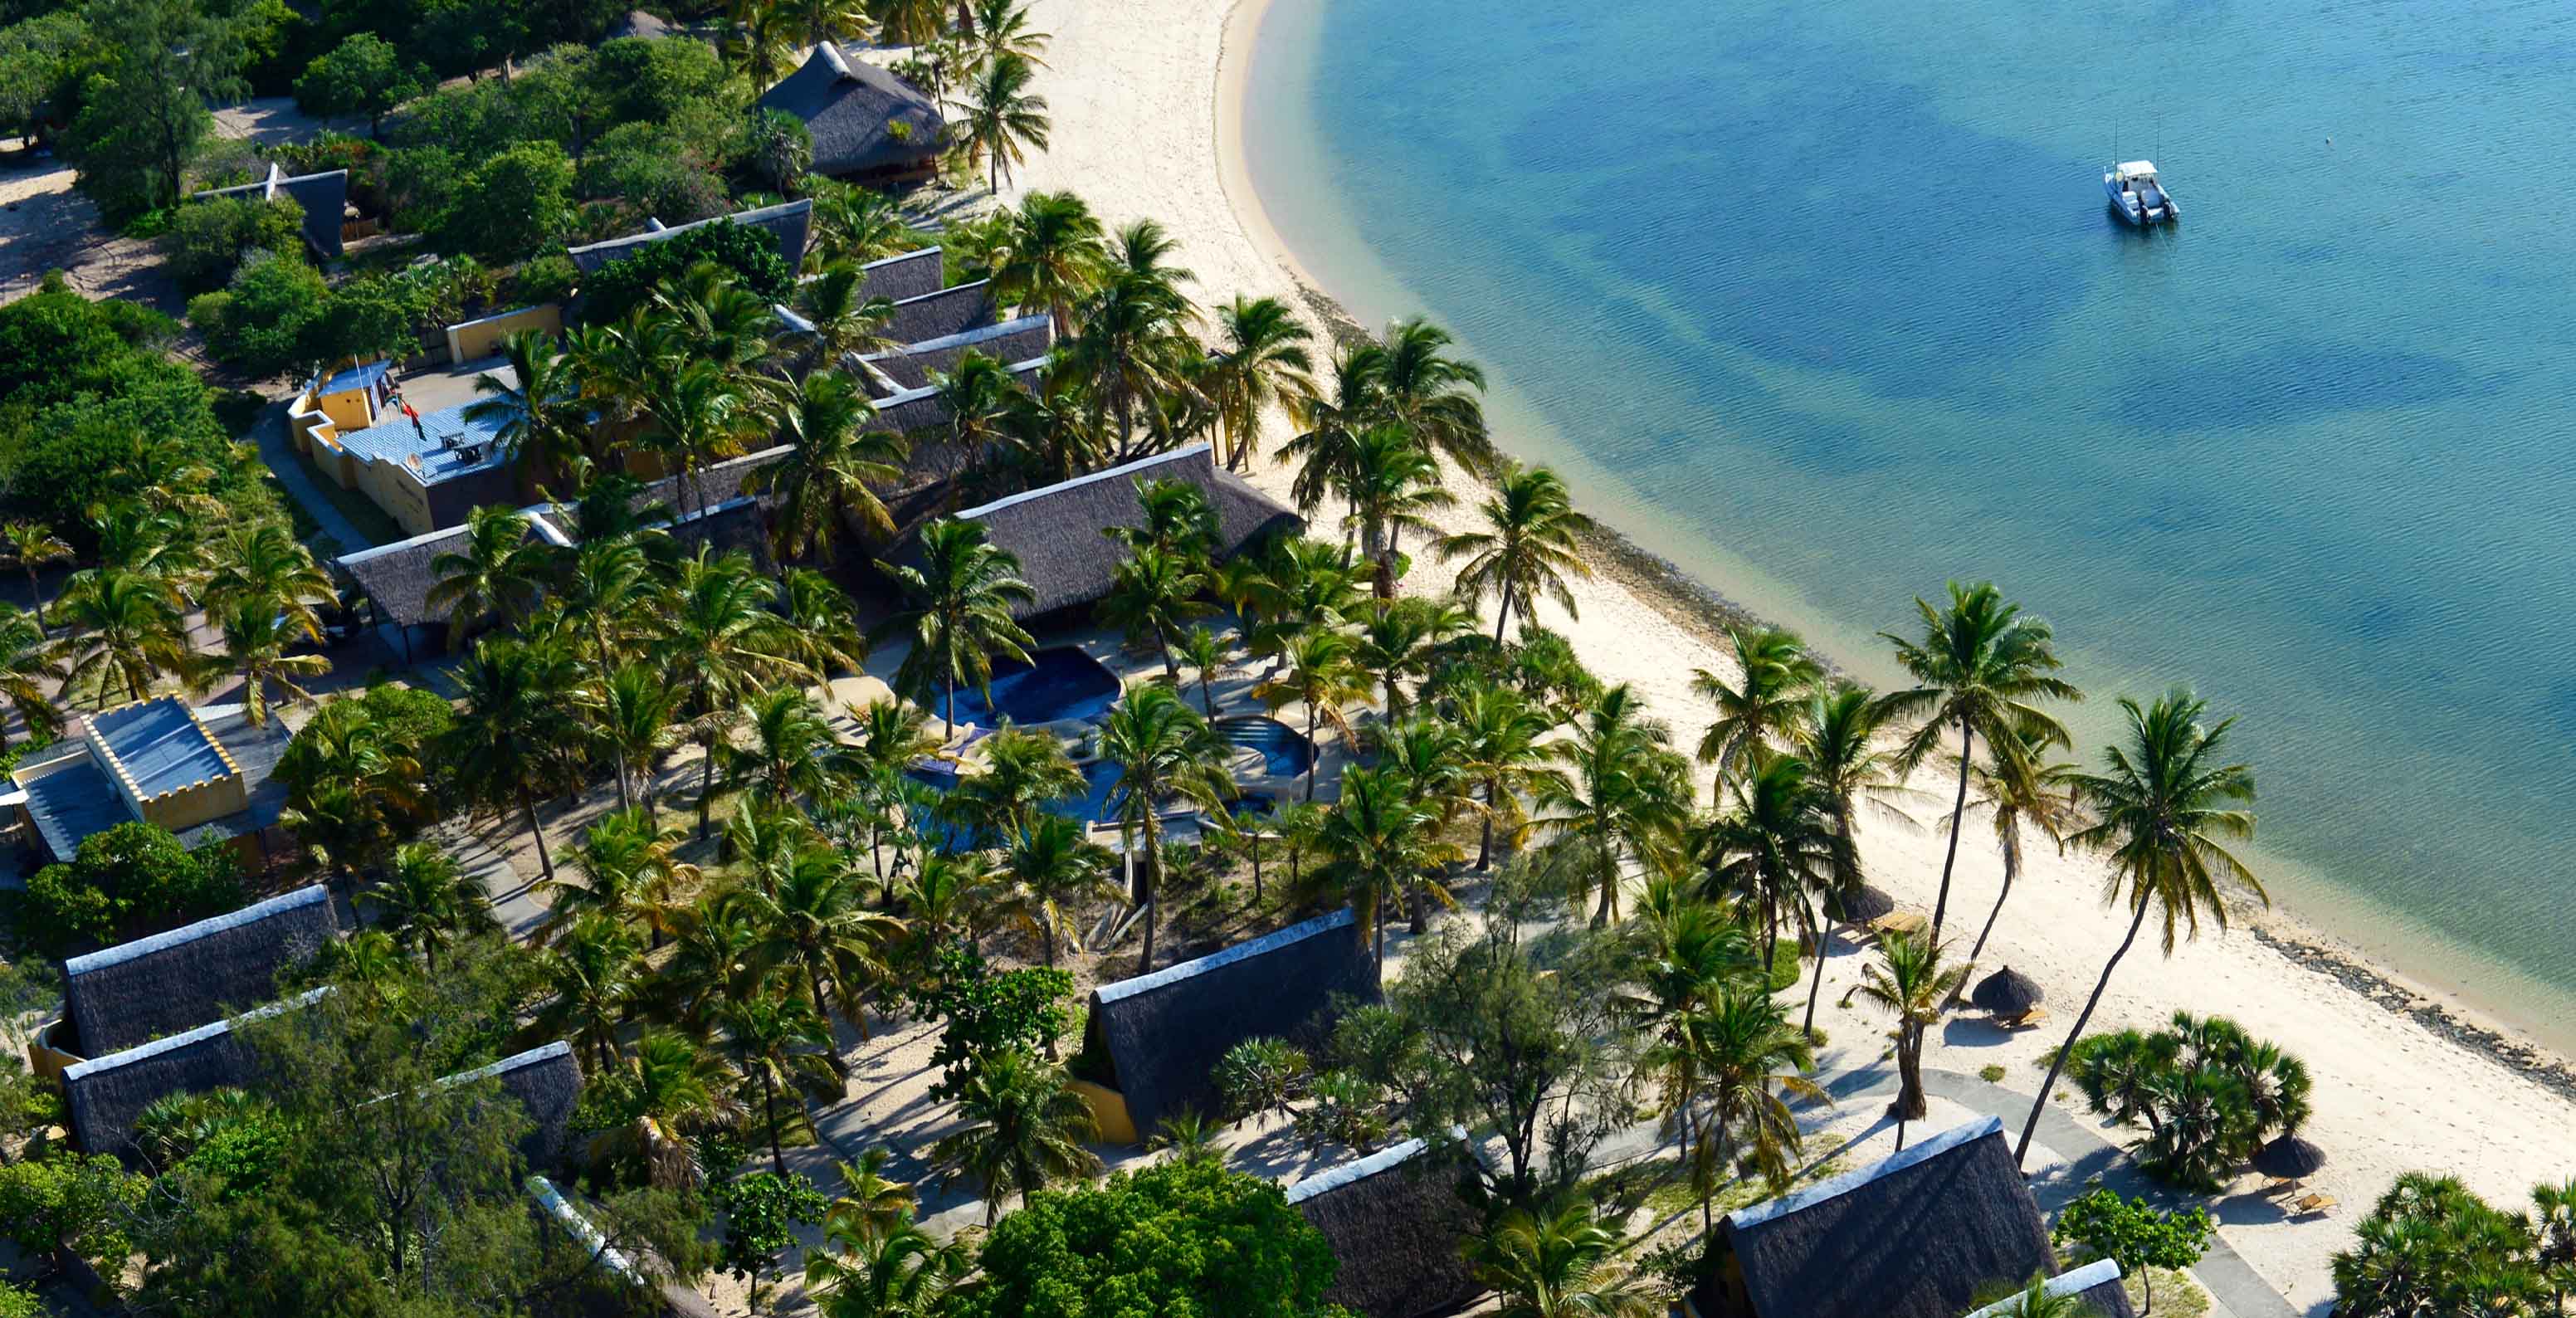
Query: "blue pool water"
906 759 1131 853
1216 717 1317 777
1243 0 2576 1036
937 647 1121 727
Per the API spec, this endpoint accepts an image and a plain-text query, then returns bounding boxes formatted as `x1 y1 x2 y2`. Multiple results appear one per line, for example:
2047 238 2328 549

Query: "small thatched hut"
60 884 340 1060
62 987 331 1156
1076 908 1377 1141
854 247 944 304
1691 1115 2135 1318
755 44 943 183
1286 1138 1482 1318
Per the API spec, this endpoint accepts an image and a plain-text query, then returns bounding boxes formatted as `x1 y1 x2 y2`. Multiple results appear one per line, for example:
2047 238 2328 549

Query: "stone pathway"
432 818 551 944
249 400 376 557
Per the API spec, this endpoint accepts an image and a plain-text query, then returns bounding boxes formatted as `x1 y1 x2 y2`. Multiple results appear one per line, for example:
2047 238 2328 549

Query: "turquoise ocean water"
1241 0 2576 1039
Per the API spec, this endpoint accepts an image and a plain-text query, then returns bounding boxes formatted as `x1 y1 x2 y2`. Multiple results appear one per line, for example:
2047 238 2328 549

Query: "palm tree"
1253 623 1369 802
790 265 900 372
822 1146 920 1248
1959 725 2079 976
663 547 805 838
717 985 844 1177
1690 627 1822 788
1205 295 1315 471
449 636 584 883
534 912 646 1075
1371 316 1494 476
54 569 192 705
782 0 865 52
362 841 499 970
1976 1274 2108 1318
744 846 898 1041
639 359 759 524
1693 987 1823 1214
2017 690 2261 1168
724 687 846 808
1434 462 1593 643
0 522 71 638
1339 424 1453 599
1097 686 1233 971
592 662 684 822
1370 716 1471 934
992 190 1106 332
1313 765 1453 964
1447 678 1548 871
464 330 588 473
944 727 1082 843
1852 932 1963 1150
868 0 944 46
1789 683 1912 1032
762 369 904 566
957 51 1049 193
1534 684 1690 925
1878 581 2081 946
553 536 652 687
215 602 329 725
807 1220 964 1318
544 805 698 948
1349 596 1469 719
1282 344 1381 536
785 569 869 705
874 519 1037 729
928 1047 1101 1224
1063 267 1201 464
1465 1203 1658 1318
591 1030 737 1189
720 0 797 90
1178 624 1228 715
935 350 1037 493
997 813 1111 967
808 182 914 269
2535 1179 2576 1313
1096 544 1207 685
426 505 548 637
199 520 336 643
1701 753 1837 972
1615 880 1754 1231
0 605 62 749
966 0 1049 67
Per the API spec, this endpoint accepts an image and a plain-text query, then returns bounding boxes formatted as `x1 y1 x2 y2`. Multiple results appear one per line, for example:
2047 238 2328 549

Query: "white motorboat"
2104 159 2178 225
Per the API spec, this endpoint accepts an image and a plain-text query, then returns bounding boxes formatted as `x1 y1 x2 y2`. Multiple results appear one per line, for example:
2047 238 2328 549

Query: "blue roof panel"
90 699 232 797
317 359 391 397
22 759 134 861
333 402 510 486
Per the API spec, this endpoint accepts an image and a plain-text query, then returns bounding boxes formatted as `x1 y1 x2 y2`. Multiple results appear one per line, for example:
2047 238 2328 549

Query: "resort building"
287 354 531 539
61 987 332 1157
1071 908 1378 1141
1685 1115 2135 1318
849 246 946 304
35 883 341 1076
189 163 359 261
6 696 291 866
564 198 817 304
756 44 944 184
860 314 1055 395
1285 1138 1483 1318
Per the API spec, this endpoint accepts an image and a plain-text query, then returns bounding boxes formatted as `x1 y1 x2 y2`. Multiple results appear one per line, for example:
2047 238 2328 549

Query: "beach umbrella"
1971 965 2045 1017
1830 885 1896 925
2253 1133 2328 1179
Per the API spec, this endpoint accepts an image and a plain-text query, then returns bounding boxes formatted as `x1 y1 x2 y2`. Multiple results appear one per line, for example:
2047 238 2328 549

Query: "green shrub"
436 140 573 263
1979 1063 2007 1083
12 821 246 954
511 253 580 306
578 215 793 322
2066 1013 2311 1192
1765 940 1801 993
161 195 307 291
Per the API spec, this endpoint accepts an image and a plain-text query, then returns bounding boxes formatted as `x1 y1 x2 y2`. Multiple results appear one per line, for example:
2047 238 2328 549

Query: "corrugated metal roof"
91 698 233 798
333 403 510 486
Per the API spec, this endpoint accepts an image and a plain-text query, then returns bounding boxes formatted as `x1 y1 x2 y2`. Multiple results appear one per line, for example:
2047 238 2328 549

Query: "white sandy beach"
1002 0 2576 1306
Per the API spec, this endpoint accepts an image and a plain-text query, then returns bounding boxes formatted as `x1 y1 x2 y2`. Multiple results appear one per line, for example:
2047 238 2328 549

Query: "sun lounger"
1867 912 1928 942
2003 1007 2051 1030
2294 1194 2338 1217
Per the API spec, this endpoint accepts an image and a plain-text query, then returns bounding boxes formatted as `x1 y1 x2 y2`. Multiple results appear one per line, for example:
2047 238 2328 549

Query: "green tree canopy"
294 32 427 138
583 218 797 324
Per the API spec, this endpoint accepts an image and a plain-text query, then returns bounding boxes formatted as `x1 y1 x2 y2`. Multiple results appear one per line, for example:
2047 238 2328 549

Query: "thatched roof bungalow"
1077 908 1377 1140
440 1041 584 1171
1286 1138 1482 1318
885 280 999 346
1690 1116 2135 1318
62 987 330 1156
861 314 1055 395
192 164 353 260
61 883 339 1060
756 44 944 183
855 247 944 304
564 198 816 283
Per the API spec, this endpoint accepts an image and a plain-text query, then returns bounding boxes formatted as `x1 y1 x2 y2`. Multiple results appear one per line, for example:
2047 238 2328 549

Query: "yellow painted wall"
137 773 249 835
1067 1079 1139 1145
354 454 437 539
27 1020 80 1081
314 386 376 432
446 304 562 364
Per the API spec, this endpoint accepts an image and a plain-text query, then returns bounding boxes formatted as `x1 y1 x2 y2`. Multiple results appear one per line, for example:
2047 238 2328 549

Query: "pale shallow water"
1242 0 2576 1036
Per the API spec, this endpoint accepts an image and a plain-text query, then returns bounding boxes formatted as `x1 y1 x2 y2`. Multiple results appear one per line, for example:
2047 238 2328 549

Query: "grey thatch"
923 443 1300 621
63 884 339 1059
442 1042 583 1170
1286 1139 1481 1318
886 280 999 346
603 8 672 39
63 987 330 1157
1697 1116 2134 1318
856 247 944 304
565 198 815 279
1961 1261 2130 1318
194 164 351 259
2252 1133 2326 1179
865 314 1055 393
1082 908 1377 1138
337 523 481 630
756 44 943 181
1971 966 2044 1017
1832 885 1897 925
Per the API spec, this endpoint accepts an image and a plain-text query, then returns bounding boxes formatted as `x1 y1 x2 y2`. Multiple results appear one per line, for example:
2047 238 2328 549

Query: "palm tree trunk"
1929 715 1973 945
1491 585 1514 645
1591 834 1615 927
697 730 719 841
1802 917 1832 1037
1964 854 2016 971
763 1069 785 1178
519 790 557 883
22 569 43 640
2017 896 2153 1167
1303 706 1320 801
1136 813 1161 975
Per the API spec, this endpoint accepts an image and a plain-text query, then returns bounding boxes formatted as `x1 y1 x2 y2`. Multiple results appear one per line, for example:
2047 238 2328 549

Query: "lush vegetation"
2332 1173 2576 1317
2052 1188 2213 1316
2066 1013 2311 1191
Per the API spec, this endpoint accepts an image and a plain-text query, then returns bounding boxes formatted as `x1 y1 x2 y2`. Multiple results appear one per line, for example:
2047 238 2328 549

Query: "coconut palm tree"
1064 268 1201 464
362 841 499 970
1313 765 1453 964
822 1145 920 1248
448 636 585 883
544 805 698 948
1447 678 1549 871
1852 932 1963 1150
1096 544 1207 686
868 0 944 47
534 912 646 1075
591 1030 738 1190
785 568 869 705
1701 753 1837 971
199 520 335 642
1371 316 1493 476
0 521 71 638
1465 1203 1658 1318
639 359 759 525
789 265 899 373
2534 1179 2576 1312
1959 724 2080 976
1253 623 1369 802
0 605 62 749
1282 344 1382 536
1788 683 1913 1032
663 547 806 839
1436 461 1594 643
1178 624 1228 716
1976 1274 2107 1318
807 1220 964 1318
1694 986 1824 1213
1615 879 1755 1231
1369 715 1471 933
944 727 1082 844
997 813 1111 967
717 984 844 1177
426 505 548 638
1533 684 1690 926
591 663 684 822
2016 690 2261 1168
1096 685 1233 973
1239 538 1367 661
724 687 846 808
809 182 915 269
553 536 652 686
956 51 1049 193
992 190 1106 332
966 0 1048 68
1205 295 1315 471
743 845 900 1040
928 1047 1100 1224
762 370 905 569
1349 595 1470 719
216 602 329 725
1690 627 1822 788
720 0 798 91
54 568 193 705
874 519 1037 729
1338 424 1454 599
781 0 866 54
465 330 588 473
1877 581 2081 946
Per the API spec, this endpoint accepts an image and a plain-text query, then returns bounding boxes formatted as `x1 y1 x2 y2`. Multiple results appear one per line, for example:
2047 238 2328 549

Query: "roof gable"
1287 1138 1483 1318
64 884 339 1058
564 198 816 277
756 44 944 177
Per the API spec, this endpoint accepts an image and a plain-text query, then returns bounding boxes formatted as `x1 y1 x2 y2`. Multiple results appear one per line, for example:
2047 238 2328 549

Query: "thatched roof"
63 884 339 1059
1286 1139 1481 1318
1832 885 1897 924
565 198 815 278
1700 1116 2132 1318
603 8 672 40
926 443 1301 620
2253 1133 2326 1178
1971 966 2044 1016
1083 908 1378 1137
442 1041 583 1170
856 247 944 304
194 164 350 259
755 44 943 178
1962 1261 2130 1318
886 280 999 346
864 314 1055 393
337 523 482 630
63 987 329 1157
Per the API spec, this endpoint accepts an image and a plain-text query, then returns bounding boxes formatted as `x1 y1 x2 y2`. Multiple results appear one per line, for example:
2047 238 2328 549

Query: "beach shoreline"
1018 0 2576 1301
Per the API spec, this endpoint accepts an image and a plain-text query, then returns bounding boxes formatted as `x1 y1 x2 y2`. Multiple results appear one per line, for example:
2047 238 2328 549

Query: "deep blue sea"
1242 0 2576 1037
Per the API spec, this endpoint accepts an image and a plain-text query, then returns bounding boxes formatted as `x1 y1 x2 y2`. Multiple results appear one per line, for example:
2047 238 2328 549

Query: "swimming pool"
936 647 1122 727
1215 717 1316 777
